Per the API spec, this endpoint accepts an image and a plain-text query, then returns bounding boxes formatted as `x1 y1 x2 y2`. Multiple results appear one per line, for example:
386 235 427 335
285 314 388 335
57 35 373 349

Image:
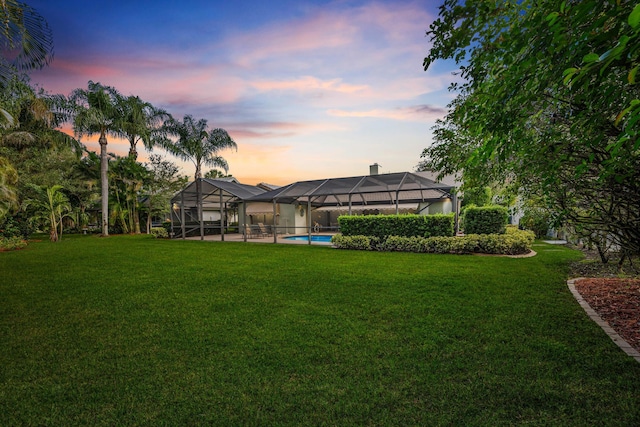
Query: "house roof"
170 178 266 206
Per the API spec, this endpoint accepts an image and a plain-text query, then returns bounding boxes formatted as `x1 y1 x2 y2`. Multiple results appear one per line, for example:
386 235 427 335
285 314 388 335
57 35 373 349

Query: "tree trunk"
129 136 137 160
49 212 58 242
146 205 152 234
133 200 141 234
195 165 203 240
99 132 109 236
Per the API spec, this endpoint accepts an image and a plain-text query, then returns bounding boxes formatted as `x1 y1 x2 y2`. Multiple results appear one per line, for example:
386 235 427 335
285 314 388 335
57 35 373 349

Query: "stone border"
473 249 537 258
567 278 640 363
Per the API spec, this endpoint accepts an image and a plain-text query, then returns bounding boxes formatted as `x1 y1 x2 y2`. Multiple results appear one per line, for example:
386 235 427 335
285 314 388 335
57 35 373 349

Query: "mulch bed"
573 278 640 353
568 245 640 353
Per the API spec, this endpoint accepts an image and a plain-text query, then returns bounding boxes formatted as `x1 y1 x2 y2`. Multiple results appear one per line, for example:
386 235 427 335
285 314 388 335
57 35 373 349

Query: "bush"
338 214 454 239
150 227 169 239
0 236 28 251
332 228 534 255
519 208 551 238
0 215 30 239
462 205 508 234
331 234 374 250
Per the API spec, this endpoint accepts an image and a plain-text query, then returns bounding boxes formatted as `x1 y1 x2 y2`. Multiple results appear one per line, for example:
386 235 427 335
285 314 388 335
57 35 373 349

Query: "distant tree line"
0 1 237 242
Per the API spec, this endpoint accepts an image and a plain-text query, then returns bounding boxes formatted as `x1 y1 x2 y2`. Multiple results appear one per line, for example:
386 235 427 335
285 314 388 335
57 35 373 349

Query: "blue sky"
29 0 457 185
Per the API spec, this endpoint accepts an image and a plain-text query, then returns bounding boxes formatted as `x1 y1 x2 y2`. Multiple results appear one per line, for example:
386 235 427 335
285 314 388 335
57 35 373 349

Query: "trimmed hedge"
462 205 508 235
338 214 454 239
331 227 534 255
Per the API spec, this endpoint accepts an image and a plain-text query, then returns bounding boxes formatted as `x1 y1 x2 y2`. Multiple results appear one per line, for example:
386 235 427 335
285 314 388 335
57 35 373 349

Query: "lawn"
1 235 639 425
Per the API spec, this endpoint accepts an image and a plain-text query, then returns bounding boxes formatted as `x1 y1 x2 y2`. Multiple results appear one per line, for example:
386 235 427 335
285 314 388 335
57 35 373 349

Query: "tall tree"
162 114 237 180
0 0 54 82
70 81 123 236
162 114 237 240
421 0 640 260
119 95 171 160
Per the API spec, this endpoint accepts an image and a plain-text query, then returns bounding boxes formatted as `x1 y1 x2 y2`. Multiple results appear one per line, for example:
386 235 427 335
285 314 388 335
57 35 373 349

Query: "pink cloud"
251 76 368 94
327 104 447 122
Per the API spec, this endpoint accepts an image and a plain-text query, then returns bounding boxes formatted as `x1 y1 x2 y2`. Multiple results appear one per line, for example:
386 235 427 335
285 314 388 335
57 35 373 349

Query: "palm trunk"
146 205 152 234
133 199 141 234
128 136 137 159
195 165 204 240
58 209 64 240
99 132 109 236
49 211 58 242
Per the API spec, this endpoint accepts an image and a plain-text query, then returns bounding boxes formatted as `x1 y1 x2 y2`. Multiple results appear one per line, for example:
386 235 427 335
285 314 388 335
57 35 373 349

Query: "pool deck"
179 232 336 245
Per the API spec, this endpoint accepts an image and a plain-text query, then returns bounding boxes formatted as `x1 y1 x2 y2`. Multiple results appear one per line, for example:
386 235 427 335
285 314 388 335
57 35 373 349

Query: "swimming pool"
283 235 334 242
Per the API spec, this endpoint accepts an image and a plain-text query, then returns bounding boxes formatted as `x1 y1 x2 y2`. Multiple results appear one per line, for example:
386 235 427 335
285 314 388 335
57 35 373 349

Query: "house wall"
202 210 221 222
278 204 297 234
419 199 453 215
294 204 309 234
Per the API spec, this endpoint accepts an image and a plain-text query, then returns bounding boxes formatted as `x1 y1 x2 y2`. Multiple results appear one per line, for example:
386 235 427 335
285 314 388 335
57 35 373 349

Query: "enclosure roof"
246 171 455 205
171 178 266 205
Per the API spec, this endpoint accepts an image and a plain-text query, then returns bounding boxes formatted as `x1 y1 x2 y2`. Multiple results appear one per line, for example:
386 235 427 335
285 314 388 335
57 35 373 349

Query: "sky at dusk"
28 0 458 185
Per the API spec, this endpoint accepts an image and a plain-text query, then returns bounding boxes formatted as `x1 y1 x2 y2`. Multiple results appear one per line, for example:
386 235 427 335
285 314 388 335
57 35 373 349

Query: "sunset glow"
29 0 455 185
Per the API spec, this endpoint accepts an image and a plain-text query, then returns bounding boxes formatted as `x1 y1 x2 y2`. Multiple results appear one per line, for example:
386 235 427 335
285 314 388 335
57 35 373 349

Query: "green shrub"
0 236 28 251
331 234 373 250
332 228 533 255
0 215 29 239
462 205 508 234
338 214 454 239
519 208 551 238
150 227 169 238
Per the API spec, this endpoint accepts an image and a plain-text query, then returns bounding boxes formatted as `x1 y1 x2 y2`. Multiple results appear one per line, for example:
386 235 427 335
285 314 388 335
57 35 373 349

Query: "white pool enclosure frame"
169 171 458 244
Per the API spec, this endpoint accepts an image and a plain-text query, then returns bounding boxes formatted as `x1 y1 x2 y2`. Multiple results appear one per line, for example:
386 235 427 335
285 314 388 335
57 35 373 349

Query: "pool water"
283 235 333 242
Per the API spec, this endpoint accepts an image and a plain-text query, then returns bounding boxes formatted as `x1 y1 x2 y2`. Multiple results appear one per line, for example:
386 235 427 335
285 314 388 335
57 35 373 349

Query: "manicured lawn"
1 235 639 425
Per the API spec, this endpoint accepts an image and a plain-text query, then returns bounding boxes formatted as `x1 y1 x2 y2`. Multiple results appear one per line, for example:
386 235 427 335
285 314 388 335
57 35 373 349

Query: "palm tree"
119 95 171 160
0 0 54 82
70 81 123 236
162 114 237 239
109 155 148 234
204 169 231 179
1 79 81 154
162 114 237 181
25 184 71 242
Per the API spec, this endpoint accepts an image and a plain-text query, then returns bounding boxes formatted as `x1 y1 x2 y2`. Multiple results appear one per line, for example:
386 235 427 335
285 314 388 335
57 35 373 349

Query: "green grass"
1 235 639 425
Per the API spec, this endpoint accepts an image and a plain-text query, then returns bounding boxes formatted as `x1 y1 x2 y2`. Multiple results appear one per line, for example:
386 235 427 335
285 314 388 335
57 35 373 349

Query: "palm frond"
0 0 54 81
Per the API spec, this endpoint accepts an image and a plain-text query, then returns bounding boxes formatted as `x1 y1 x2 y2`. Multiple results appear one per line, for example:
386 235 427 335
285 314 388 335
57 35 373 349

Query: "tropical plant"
65 150 100 232
204 169 231 179
161 114 236 239
0 0 54 82
143 154 186 234
119 95 171 160
162 114 237 180
109 155 149 234
0 156 17 219
0 77 76 148
24 184 71 242
70 81 123 236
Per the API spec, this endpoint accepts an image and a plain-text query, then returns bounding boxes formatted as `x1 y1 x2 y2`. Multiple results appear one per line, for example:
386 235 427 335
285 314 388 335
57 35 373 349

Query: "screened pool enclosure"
169 172 458 243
